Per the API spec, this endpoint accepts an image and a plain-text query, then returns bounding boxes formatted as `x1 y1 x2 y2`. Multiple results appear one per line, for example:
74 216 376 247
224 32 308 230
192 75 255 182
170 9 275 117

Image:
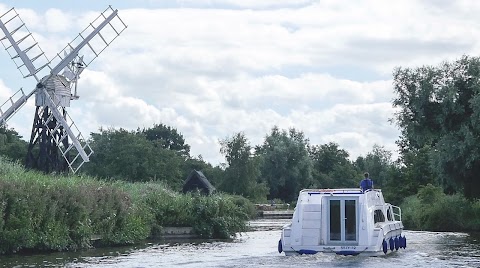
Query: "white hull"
278 189 406 256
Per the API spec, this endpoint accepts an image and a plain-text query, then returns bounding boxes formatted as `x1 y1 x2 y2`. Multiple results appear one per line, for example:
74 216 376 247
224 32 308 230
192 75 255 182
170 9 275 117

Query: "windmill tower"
0 6 127 173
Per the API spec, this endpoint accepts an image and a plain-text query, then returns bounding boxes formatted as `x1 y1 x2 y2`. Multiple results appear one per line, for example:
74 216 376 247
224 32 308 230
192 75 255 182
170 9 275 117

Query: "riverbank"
0 158 255 254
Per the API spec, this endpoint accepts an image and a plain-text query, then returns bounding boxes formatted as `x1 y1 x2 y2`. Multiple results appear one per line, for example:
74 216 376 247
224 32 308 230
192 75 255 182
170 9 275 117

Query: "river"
1 219 479 268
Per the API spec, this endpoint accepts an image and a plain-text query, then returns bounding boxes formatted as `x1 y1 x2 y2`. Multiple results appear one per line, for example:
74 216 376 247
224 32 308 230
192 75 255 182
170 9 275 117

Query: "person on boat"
360 172 373 192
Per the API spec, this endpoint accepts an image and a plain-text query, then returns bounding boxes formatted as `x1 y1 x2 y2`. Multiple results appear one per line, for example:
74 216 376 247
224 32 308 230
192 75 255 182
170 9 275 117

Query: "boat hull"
278 188 406 256
280 229 406 256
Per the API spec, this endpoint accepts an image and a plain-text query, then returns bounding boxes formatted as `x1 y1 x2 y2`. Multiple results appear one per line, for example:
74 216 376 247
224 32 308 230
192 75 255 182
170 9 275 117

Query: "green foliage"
0 157 150 253
125 183 252 239
83 128 184 189
140 123 190 157
355 145 392 188
393 55 480 199
0 157 252 254
257 126 313 202
0 126 28 162
310 142 359 188
380 164 407 206
191 194 250 238
354 145 409 205
219 132 268 201
397 146 436 194
469 199 480 229
401 184 480 232
134 183 195 235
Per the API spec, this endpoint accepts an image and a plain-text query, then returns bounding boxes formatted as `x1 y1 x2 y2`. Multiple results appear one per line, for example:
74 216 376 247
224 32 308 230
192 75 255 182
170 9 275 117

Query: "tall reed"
0 157 252 254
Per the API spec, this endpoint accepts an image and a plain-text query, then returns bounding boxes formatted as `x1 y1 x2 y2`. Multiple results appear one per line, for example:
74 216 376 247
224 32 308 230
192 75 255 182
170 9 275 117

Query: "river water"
1 219 479 268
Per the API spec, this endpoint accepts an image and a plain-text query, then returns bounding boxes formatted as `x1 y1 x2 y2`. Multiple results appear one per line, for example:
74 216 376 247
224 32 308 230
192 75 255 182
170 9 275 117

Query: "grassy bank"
401 184 480 232
0 157 254 254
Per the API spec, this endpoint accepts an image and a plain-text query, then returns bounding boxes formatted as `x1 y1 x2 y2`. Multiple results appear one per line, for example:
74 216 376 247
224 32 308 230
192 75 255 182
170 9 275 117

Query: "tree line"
0 124 400 203
3 55 480 206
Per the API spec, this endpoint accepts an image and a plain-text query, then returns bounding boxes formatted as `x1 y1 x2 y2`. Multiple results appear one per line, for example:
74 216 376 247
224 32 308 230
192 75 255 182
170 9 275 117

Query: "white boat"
278 188 405 256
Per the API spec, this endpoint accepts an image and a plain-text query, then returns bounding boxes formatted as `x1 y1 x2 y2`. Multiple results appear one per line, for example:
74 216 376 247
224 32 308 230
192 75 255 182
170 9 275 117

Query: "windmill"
0 6 127 173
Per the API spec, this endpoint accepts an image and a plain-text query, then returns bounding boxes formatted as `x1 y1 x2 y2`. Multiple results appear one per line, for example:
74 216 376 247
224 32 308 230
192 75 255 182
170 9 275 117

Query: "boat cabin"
280 188 404 256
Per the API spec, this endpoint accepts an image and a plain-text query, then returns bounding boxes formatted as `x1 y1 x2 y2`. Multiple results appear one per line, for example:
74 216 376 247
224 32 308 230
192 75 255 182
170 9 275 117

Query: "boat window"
374 209 385 223
329 200 341 241
386 207 393 221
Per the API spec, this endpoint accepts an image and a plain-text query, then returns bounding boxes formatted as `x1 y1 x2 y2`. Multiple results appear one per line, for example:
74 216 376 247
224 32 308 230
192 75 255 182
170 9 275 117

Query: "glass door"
328 198 358 244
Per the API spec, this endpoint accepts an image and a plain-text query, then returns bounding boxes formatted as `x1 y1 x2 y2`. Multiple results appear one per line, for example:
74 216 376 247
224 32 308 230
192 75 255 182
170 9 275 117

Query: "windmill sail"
0 8 51 83
0 7 51 126
39 88 93 173
48 6 127 78
0 88 27 125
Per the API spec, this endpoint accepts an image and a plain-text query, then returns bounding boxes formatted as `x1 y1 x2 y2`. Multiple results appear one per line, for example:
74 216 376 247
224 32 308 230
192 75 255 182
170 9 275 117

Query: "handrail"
391 205 402 221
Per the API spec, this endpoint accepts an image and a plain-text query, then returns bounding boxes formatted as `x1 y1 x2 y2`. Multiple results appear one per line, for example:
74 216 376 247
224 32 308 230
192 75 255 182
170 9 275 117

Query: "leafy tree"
219 132 267 201
0 126 28 162
400 146 436 192
83 128 183 188
355 145 393 188
140 124 190 158
354 145 409 204
392 55 480 199
257 127 313 202
380 163 405 206
309 142 359 188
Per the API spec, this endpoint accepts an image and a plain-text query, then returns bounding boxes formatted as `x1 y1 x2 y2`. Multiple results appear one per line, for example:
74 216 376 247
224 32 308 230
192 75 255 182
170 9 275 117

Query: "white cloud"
175 0 315 9
44 8 72 33
2 0 480 165
0 80 13 100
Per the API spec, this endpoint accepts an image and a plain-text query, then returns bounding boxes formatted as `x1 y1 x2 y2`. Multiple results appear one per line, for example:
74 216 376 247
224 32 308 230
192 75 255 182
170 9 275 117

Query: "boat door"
327 197 358 244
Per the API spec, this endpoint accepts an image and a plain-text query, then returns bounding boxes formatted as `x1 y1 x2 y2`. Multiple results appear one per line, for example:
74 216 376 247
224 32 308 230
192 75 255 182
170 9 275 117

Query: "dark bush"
401 184 480 232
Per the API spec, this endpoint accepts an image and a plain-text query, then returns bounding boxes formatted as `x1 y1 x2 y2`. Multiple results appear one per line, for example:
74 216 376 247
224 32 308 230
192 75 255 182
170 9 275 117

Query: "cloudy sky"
0 0 478 165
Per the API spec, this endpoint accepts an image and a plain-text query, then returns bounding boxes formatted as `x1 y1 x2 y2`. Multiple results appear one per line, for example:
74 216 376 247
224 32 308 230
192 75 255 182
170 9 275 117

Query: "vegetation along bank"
0 157 255 254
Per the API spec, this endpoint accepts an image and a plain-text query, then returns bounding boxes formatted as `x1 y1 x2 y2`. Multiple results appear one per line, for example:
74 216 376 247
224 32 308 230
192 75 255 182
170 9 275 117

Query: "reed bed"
0 157 253 254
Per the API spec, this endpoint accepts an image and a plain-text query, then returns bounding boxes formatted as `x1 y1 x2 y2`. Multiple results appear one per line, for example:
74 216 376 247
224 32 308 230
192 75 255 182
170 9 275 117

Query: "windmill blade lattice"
0 8 51 82
48 6 127 79
39 88 93 173
0 8 51 125
0 88 27 125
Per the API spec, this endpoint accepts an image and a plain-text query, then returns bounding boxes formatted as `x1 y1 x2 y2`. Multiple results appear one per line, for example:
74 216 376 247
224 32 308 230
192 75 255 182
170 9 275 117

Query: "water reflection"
0 220 479 268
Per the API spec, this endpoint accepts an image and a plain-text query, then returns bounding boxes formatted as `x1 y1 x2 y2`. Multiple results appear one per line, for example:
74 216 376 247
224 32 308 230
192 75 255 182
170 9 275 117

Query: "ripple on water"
1 223 480 268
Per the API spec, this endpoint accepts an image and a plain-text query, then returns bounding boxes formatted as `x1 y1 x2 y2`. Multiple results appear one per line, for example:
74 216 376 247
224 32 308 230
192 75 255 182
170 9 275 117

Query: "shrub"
467 199 480 231
122 183 254 239
192 194 249 238
401 183 479 231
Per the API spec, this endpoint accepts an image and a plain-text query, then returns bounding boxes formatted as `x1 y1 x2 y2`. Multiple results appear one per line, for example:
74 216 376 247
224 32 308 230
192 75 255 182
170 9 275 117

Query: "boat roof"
299 188 382 195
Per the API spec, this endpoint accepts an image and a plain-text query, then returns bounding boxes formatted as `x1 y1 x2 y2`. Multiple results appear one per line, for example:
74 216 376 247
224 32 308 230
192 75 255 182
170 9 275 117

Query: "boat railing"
391 205 402 221
300 188 382 195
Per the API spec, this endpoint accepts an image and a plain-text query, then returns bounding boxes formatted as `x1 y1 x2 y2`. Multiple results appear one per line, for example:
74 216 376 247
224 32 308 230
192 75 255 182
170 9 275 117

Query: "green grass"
0 157 253 254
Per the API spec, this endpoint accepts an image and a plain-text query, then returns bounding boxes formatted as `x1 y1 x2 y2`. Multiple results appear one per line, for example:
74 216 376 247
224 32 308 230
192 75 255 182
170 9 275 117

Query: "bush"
401 184 480 231
228 195 257 219
467 199 480 231
192 194 249 238
123 183 254 239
